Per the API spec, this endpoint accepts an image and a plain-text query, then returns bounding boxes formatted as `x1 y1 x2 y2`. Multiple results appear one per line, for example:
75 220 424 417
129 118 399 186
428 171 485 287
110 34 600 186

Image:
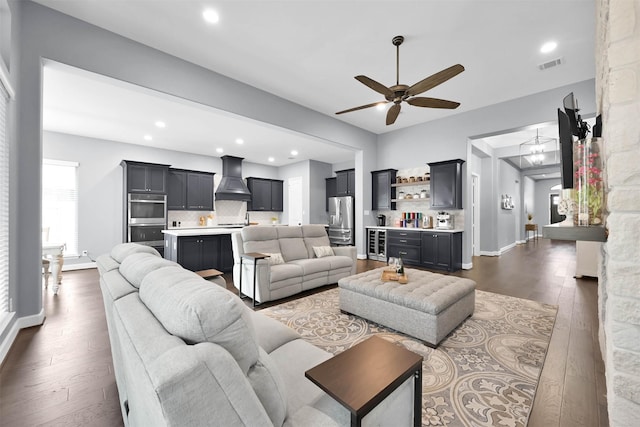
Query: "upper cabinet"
428 159 464 209
167 169 214 211
246 177 283 211
122 160 169 194
336 169 355 196
371 169 397 211
186 172 214 210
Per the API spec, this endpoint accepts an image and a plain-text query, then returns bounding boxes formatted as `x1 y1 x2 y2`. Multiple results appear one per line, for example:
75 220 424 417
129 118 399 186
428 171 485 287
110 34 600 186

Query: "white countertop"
162 227 244 237
366 226 464 233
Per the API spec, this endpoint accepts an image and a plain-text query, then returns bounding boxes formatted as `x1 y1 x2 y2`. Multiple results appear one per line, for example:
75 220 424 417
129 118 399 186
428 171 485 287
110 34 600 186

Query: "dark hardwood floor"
0 239 608 426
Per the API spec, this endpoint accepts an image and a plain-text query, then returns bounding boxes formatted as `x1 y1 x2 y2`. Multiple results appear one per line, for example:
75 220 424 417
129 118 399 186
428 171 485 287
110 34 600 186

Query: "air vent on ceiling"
539 57 564 70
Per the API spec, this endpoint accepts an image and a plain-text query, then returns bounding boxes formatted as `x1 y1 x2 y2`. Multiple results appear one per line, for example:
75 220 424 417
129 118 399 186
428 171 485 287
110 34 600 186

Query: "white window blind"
0 80 9 315
42 159 79 257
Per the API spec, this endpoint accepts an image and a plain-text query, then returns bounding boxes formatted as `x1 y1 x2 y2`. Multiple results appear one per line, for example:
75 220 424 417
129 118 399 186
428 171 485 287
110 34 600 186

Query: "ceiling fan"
336 35 464 125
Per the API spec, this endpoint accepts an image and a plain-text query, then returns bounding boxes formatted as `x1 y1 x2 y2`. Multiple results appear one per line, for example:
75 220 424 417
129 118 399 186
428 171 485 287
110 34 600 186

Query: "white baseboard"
462 262 473 270
480 250 500 256
356 253 368 260
500 242 516 254
0 309 45 365
62 262 97 271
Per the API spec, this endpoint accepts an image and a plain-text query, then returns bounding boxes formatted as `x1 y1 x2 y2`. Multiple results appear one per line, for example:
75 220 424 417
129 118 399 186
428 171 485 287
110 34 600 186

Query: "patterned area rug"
260 287 557 427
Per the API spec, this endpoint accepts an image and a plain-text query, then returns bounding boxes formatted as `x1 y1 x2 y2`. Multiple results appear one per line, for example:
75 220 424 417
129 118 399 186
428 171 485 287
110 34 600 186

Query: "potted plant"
527 213 533 223
271 216 278 225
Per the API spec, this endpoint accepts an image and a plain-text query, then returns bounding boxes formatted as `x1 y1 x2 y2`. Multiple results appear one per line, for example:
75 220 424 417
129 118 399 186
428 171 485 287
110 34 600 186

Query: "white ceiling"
36 0 596 166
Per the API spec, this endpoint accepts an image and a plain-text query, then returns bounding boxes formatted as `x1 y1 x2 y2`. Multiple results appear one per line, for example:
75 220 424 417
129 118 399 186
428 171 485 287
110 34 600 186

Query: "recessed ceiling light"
202 9 219 24
290 150 298 156
235 138 244 145
216 148 224 154
155 121 166 128
268 157 275 162
540 41 557 53
376 103 386 111
144 135 152 141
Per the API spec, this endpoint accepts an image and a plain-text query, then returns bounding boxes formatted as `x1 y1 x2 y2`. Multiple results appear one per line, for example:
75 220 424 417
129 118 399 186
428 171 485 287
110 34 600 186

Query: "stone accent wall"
597 0 640 424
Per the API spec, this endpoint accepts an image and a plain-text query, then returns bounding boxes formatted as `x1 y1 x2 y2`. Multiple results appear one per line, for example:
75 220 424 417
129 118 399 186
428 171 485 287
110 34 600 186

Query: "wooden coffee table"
305 335 423 427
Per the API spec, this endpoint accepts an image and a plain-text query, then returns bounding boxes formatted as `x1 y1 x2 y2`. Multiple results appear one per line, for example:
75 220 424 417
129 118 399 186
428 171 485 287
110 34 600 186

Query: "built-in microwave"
128 193 166 225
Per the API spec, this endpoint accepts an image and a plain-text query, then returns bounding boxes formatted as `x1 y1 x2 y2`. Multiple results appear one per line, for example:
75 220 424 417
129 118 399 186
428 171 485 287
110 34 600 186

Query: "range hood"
215 155 252 201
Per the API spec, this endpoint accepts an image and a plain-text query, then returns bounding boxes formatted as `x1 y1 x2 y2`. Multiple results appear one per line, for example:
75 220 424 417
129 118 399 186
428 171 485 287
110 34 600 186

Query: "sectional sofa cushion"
302 225 332 258
119 253 178 288
247 348 288 427
241 226 281 254
110 242 160 263
139 267 260 374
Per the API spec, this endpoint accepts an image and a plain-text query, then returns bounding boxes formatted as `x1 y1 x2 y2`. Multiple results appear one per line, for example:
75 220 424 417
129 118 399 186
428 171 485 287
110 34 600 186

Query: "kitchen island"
162 226 244 273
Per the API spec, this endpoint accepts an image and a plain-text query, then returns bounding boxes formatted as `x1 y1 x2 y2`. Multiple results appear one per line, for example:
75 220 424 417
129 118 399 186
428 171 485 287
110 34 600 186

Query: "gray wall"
7 0 376 334
43 131 279 263
309 160 332 224
497 160 521 250
378 79 596 264
534 178 562 227
522 176 536 240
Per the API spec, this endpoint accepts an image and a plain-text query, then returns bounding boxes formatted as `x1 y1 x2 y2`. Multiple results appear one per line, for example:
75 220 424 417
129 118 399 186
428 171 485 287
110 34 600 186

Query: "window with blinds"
42 160 79 257
0 79 9 316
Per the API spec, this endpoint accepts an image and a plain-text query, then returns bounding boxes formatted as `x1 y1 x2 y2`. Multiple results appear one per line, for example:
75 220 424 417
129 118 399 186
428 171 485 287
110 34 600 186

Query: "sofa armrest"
332 246 357 275
332 245 355 260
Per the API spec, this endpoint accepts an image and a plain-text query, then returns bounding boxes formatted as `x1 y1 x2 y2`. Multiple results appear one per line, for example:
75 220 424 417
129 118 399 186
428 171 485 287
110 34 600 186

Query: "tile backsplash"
167 200 280 228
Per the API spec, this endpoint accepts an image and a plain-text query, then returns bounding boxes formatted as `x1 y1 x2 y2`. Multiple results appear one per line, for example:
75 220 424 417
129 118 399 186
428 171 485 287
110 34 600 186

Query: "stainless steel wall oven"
127 193 167 248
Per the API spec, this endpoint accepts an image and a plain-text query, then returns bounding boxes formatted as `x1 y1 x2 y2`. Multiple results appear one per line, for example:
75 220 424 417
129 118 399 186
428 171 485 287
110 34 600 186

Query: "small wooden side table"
239 252 269 307
525 223 538 241
305 335 423 427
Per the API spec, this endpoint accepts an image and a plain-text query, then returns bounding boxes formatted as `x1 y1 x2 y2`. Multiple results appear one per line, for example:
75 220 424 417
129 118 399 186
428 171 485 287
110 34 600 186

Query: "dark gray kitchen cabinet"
167 170 187 210
122 160 169 194
387 230 421 266
428 159 464 209
421 231 462 272
168 169 214 211
247 178 283 211
219 234 234 272
271 180 284 212
177 236 220 272
371 169 397 211
336 169 355 196
165 234 233 272
186 172 214 210
325 177 337 211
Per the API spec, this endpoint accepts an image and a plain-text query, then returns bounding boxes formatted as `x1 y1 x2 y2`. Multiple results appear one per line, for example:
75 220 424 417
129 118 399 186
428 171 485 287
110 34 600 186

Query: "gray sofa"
97 243 415 426
231 225 356 303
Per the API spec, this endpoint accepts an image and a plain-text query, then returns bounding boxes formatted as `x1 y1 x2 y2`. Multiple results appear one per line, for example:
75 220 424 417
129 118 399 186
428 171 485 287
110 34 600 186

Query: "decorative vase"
573 138 604 226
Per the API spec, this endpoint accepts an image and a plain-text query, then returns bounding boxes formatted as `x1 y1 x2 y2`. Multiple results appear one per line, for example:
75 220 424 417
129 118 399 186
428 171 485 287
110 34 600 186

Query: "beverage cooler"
367 228 387 261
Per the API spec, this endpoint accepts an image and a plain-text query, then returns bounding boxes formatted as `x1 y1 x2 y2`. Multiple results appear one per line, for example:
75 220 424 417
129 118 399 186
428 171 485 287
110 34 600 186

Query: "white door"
288 176 303 226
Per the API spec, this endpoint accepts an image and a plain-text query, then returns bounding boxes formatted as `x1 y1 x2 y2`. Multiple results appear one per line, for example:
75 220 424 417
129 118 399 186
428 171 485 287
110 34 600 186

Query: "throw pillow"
264 253 285 265
313 246 334 258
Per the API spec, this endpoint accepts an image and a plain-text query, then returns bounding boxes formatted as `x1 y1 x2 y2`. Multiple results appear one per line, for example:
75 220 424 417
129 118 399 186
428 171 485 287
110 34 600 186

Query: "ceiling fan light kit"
336 35 464 125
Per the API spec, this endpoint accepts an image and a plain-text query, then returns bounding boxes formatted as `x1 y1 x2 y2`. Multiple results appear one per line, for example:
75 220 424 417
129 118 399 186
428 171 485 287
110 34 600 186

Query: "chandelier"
519 129 558 168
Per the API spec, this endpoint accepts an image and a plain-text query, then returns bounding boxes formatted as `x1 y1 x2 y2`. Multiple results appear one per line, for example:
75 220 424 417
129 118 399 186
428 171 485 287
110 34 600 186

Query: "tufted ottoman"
338 267 476 347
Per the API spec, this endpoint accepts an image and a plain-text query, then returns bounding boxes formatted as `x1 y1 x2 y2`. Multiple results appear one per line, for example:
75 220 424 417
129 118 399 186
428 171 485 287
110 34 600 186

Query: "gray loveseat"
97 243 415 426
231 225 356 304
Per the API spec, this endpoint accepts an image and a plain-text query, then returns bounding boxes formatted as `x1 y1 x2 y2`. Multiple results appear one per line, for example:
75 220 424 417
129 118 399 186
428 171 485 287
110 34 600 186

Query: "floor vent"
539 57 564 70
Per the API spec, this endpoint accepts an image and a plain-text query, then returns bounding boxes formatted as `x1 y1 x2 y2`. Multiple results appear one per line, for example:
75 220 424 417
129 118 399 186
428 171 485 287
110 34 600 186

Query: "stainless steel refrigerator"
328 196 354 246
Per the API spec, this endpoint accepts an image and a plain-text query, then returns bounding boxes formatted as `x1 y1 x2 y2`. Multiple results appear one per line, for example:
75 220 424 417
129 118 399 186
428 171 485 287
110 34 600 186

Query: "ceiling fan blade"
405 64 465 97
386 104 401 125
407 97 460 109
336 101 387 115
355 75 394 97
